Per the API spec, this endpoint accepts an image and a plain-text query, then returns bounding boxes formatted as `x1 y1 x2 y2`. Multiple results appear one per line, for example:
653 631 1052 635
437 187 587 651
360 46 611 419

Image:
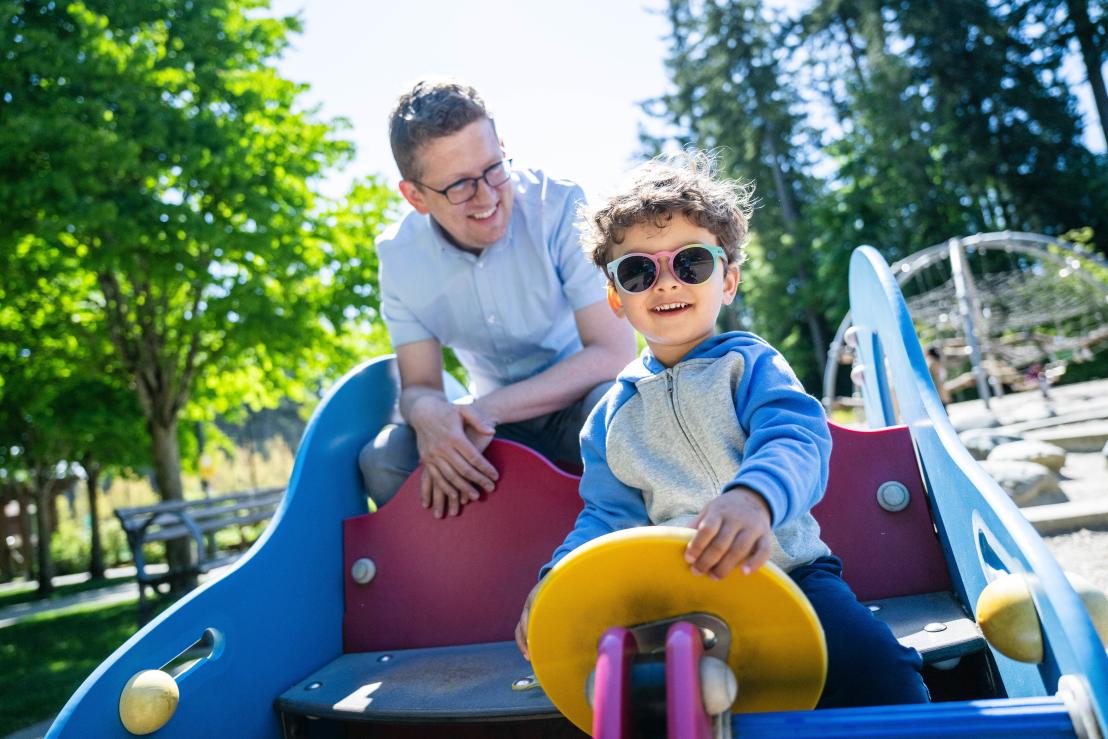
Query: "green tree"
645 0 833 386
0 0 395 580
1016 0 1108 148
0 236 91 594
800 0 1108 255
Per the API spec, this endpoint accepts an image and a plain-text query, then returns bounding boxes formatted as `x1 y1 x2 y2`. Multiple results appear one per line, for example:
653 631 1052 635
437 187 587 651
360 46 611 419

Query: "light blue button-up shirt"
376 168 607 396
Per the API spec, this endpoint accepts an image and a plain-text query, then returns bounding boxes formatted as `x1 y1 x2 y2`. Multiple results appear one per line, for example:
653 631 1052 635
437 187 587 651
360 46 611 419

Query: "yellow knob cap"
977 573 1043 663
119 669 179 735
1065 572 1108 646
976 571 1108 664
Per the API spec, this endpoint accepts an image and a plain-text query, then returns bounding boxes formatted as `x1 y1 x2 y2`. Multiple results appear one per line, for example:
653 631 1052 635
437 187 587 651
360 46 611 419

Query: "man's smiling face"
399 119 514 251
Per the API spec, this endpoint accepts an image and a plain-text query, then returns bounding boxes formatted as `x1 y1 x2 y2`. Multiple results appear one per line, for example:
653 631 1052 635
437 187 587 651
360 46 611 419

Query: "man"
359 79 635 518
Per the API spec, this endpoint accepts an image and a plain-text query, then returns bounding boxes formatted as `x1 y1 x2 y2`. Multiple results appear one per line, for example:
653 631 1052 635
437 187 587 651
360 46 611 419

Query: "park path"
0 564 230 629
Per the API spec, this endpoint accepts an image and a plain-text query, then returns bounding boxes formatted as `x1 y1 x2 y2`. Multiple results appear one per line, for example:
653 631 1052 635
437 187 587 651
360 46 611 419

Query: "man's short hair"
581 151 755 270
388 79 494 182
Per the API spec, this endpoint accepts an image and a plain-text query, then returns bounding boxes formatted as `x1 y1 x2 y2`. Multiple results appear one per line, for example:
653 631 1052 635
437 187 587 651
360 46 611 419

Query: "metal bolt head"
924 622 948 633
877 481 910 513
351 558 376 585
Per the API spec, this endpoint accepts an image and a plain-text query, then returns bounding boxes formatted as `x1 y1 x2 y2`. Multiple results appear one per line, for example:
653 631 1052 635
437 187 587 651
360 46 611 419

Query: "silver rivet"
351 558 377 585
305 681 322 691
512 675 539 691
924 622 947 633
377 654 393 663
877 481 910 512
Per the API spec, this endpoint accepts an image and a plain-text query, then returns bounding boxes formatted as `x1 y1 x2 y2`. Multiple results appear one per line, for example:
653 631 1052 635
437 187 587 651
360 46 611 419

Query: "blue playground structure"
46 247 1107 737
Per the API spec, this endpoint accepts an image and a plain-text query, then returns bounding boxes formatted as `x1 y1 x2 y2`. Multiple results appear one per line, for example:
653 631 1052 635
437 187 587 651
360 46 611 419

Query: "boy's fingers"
709 528 758 580
742 536 772 575
690 520 739 575
685 512 722 563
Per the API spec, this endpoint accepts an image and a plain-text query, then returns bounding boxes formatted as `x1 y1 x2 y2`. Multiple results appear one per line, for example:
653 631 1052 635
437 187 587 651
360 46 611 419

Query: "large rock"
948 407 1002 433
979 460 1064 507
960 429 1022 461
987 439 1067 472
1004 401 1056 425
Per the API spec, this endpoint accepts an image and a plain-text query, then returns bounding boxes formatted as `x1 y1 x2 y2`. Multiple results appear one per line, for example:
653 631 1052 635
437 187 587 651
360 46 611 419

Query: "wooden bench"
115 488 284 620
275 423 988 735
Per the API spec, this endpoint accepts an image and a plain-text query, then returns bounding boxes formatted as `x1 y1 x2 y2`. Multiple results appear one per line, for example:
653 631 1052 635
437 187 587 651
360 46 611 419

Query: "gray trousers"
359 382 613 506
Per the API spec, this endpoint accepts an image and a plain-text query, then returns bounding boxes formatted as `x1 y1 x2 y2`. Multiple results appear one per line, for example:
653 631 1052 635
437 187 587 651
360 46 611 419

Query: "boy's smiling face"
608 213 740 367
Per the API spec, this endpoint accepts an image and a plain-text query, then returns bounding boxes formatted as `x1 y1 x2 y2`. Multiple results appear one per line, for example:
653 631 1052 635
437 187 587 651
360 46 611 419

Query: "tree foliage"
0 0 395 580
647 0 1108 386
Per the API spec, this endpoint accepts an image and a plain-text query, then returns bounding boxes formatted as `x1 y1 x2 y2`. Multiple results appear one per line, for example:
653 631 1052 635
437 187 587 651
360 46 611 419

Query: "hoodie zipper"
665 368 719 488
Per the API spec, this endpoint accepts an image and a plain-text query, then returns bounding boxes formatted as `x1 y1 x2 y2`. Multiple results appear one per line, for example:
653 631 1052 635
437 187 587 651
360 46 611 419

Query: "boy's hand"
685 487 772 579
514 581 542 660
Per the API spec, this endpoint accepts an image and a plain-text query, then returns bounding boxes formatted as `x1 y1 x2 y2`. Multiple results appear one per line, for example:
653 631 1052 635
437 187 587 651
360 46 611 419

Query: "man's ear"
722 264 741 305
399 180 430 215
606 283 625 317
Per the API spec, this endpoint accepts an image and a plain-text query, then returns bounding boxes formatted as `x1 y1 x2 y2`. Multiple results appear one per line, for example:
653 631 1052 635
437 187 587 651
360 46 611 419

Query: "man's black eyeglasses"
414 159 513 205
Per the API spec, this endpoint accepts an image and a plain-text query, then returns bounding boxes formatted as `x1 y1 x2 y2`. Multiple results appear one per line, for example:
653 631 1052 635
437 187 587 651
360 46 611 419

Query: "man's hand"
684 487 773 579
515 581 542 660
409 395 499 518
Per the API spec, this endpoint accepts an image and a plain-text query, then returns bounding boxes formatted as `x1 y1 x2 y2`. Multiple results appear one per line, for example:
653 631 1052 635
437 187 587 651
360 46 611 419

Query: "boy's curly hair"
581 151 755 271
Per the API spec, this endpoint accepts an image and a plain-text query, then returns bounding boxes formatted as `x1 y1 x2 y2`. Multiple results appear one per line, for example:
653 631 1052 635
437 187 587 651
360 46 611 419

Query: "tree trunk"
34 476 54 598
0 494 13 582
149 418 195 591
17 493 34 580
1066 0 1108 148
85 458 106 580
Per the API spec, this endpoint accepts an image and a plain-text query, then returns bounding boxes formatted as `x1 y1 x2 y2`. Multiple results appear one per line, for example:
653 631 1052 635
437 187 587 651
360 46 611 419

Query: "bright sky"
269 0 674 201
269 0 1106 205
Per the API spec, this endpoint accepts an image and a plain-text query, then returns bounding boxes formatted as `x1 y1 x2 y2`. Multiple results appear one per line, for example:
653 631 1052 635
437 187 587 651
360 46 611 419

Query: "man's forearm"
475 342 631 425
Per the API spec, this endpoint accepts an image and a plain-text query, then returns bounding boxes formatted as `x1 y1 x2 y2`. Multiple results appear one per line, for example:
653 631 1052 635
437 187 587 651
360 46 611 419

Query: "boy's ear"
722 264 741 305
398 180 430 215
606 283 625 317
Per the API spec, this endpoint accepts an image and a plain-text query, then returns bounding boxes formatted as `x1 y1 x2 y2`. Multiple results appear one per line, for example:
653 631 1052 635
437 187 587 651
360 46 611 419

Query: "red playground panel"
343 439 583 652
343 422 951 653
815 422 951 601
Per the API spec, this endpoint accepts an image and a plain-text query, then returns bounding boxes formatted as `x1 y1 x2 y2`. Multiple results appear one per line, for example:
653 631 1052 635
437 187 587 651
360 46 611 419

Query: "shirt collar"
428 215 513 263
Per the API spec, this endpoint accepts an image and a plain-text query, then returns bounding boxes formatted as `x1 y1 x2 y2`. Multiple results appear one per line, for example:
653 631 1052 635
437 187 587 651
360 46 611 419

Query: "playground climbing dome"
824 231 1108 410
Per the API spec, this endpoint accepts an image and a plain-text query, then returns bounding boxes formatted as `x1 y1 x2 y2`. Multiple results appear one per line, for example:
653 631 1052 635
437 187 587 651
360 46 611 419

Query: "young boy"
515 153 929 708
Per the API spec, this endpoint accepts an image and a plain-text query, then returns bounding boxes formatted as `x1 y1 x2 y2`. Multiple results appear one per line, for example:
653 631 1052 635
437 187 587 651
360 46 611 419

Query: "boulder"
949 408 1001 434
979 460 1064 507
960 429 1022 461
987 439 1067 473
1004 402 1055 425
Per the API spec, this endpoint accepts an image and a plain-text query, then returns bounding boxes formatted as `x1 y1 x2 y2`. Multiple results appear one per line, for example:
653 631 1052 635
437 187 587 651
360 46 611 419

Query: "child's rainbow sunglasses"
606 244 727 294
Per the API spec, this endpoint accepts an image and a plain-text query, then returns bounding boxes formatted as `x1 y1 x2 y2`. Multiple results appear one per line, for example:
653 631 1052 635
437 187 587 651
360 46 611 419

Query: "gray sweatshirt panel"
605 354 831 572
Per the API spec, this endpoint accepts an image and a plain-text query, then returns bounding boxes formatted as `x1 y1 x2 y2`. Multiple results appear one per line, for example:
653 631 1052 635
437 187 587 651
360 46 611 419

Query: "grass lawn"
0 600 140 736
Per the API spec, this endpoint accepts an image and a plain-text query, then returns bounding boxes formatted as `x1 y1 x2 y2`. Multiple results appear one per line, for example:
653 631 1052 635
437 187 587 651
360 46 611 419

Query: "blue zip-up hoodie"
541 331 832 577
